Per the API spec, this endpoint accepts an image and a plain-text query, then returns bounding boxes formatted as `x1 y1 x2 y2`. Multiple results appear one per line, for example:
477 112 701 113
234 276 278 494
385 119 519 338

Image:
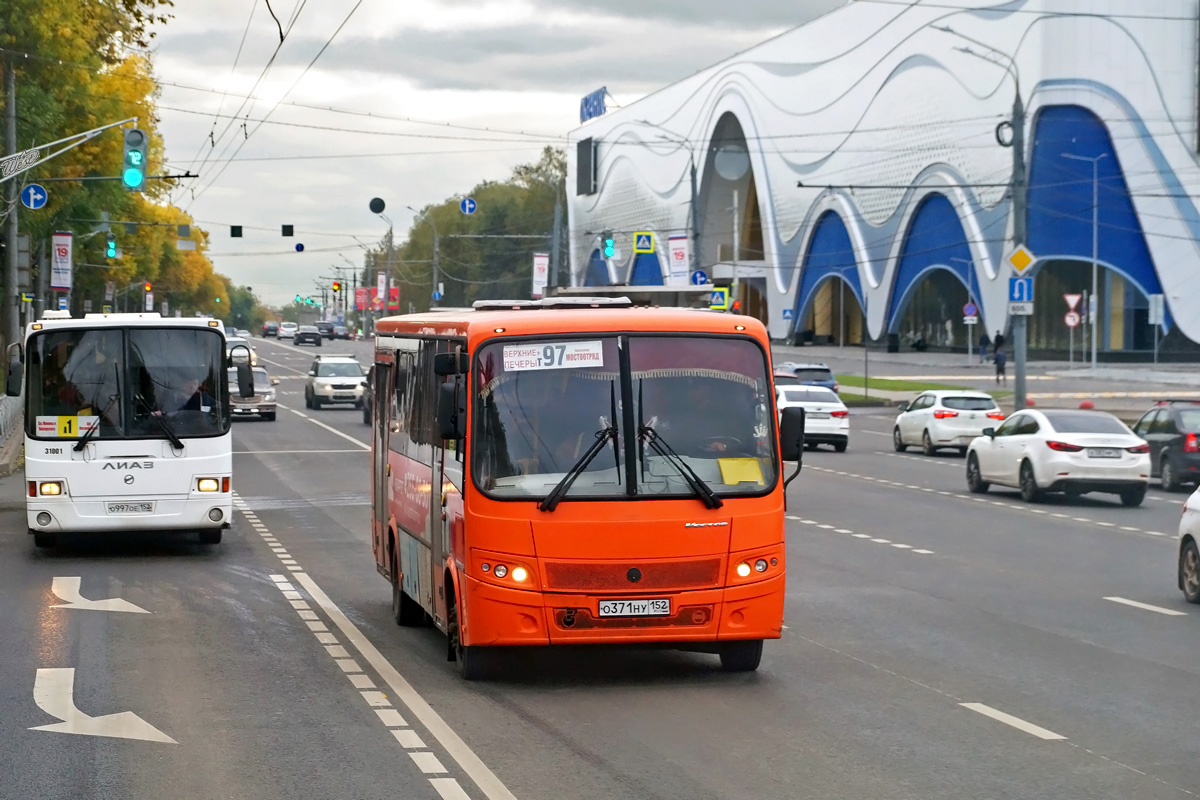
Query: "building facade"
566 0 1200 355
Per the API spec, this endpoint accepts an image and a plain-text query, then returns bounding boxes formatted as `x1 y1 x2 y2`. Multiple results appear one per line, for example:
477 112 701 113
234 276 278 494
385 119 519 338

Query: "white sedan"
776 385 848 452
965 408 1150 506
1178 487 1200 603
894 390 1005 456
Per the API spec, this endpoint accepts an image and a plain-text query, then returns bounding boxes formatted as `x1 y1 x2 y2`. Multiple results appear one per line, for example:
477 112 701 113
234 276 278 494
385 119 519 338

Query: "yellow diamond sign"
1007 244 1036 274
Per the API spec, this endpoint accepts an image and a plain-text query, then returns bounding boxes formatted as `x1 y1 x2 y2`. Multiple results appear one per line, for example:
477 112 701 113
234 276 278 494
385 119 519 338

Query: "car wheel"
199 529 222 545
312 396 323 409
893 427 907 452
304 392 312 410
922 430 936 456
833 441 847 453
719 639 763 672
316 340 322 347
1119 486 1146 507
1180 540 1200 603
966 452 989 494
1019 460 1042 503
1161 456 1181 492
448 597 487 680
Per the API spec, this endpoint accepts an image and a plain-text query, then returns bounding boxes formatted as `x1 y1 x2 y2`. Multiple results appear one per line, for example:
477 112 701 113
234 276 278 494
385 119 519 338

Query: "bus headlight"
208 508 224 522
39 482 63 496
197 478 220 492
493 565 508 579
511 566 528 583
754 559 769 573
36 512 52 526
736 562 751 578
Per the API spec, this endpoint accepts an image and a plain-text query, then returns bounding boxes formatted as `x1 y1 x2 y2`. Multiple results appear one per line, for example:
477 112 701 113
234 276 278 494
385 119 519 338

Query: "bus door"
432 341 468 629
371 360 393 577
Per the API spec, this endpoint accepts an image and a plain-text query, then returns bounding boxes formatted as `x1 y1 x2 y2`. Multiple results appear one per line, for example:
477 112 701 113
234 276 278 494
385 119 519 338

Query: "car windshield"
28 327 229 440
1043 411 1130 434
316 362 362 378
780 387 839 403
794 368 833 382
942 396 997 411
473 335 776 501
227 367 270 388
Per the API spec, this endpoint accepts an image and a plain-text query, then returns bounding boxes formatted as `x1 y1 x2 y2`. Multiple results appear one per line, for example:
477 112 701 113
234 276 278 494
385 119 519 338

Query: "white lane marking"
431 778 473 800
913 549 934 555
394 729 428 748
305 621 328 632
296 573 520 800
959 702 1066 740
817 524 835 529
235 449 367 454
861 430 890 436
349 674 377 689
315 632 338 644
870 538 891 544
282 590 302 600
891 543 912 549
290 600 311 610
834 528 852 534
326 645 351 659
287 565 304 571
297 610 319 621
1103 597 1187 616
1145 531 1167 537
361 691 390 707
377 709 408 727
334 658 361 672
279 403 370 450
411 752 449 774
852 533 872 538
29 668 176 743
49 577 149 614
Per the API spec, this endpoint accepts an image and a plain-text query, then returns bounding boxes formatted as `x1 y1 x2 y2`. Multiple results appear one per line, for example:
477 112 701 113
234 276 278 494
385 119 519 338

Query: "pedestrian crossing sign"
633 232 655 253
710 287 730 310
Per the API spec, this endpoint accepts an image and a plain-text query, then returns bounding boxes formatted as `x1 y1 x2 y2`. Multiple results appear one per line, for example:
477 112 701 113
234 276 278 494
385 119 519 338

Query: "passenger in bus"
650 378 756 458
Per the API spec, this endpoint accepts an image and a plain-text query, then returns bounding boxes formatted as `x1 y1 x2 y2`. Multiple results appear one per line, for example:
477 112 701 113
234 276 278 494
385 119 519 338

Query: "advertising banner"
355 287 368 311
667 236 690 285
531 252 549 299
367 287 400 311
50 232 73 291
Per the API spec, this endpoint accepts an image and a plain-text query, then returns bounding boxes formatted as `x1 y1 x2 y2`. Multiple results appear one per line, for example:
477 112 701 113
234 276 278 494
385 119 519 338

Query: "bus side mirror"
779 406 806 462
236 363 255 398
433 352 468 376
5 361 21 397
436 381 467 440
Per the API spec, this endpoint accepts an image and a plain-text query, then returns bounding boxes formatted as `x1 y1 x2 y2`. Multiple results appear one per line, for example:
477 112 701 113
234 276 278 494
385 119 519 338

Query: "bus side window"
389 352 413 457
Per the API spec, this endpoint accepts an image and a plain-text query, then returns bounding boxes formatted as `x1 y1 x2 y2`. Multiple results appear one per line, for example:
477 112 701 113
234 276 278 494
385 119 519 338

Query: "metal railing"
0 393 23 442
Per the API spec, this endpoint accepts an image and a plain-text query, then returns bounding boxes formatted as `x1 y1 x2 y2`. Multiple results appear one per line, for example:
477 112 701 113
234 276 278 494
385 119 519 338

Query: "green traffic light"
105 239 117 258
122 167 143 188
215 298 221 303
127 150 143 166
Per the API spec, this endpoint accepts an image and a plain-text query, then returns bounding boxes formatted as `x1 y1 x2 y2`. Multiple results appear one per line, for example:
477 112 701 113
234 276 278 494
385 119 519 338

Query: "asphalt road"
1 333 1197 800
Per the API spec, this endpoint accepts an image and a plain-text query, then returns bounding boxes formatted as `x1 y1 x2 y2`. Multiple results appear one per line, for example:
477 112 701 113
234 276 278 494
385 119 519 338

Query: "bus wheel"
32 532 55 549
199 529 222 545
719 639 763 672
392 576 425 627
448 598 487 680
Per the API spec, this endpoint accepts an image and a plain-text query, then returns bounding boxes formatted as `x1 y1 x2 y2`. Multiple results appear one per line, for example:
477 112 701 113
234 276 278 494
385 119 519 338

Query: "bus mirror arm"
433 352 469 376
437 381 467 440
779 407 806 502
4 343 21 398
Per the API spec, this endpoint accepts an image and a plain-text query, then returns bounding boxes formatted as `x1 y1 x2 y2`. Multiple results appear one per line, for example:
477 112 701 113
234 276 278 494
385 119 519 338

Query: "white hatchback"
279 321 298 339
776 385 849 452
893 390 1004 456
965 408 1150 506
1177 487 1200 603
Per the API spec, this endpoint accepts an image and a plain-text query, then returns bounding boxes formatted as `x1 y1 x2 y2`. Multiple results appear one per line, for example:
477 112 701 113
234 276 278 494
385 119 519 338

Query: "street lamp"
637 119 701 280
1061 152 1108 370
937 25 1029 410
406 205 441 308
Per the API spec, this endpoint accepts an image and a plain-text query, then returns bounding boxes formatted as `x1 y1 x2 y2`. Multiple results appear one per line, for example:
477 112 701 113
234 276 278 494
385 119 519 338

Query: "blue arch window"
887 194 971 330
795 211 862 318
628 253 664 286
584 250 610 287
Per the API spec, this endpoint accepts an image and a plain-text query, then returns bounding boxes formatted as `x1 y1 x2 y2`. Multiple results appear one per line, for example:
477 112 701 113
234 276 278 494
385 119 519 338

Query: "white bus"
7 312 241 548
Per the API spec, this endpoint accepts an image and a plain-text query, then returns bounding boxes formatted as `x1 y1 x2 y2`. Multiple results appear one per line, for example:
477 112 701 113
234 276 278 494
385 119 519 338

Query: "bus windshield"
27 327 229 440
473 335 776 502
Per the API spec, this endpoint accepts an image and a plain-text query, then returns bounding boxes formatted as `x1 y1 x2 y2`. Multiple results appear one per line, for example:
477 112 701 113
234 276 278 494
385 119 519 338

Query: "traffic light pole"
5 61 18 347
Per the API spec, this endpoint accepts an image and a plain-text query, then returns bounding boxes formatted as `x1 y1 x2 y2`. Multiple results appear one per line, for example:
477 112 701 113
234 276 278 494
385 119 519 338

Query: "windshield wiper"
74 364 121 452
135 392 185 450
538 424 618 512
638 425 723 510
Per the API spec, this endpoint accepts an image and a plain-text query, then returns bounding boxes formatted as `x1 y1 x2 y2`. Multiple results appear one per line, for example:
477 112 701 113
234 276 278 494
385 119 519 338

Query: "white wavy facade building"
566 0 1200 355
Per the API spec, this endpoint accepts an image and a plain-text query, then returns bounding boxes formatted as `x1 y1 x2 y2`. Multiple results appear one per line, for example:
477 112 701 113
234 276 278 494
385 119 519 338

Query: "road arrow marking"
50 577 149 613
29 669 176 743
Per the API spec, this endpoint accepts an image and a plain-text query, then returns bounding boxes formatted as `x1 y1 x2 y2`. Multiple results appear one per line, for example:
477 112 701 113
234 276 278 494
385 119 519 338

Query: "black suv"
1131 400 1200 490
294 325 323 346
262 320 279 337
315 321 335 340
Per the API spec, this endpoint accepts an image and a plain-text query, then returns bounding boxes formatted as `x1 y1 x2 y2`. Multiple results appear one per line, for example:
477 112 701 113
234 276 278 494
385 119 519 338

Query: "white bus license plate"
107 501 155 515
598 598 671 618
1087 448 1120 459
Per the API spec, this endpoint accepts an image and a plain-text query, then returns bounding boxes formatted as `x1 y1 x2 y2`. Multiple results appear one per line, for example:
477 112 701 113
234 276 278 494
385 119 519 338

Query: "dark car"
294 325 323 347
262 320 279 338
1131 400 1200 490
776 361 839 393
334 325 351 340
315 321 335 340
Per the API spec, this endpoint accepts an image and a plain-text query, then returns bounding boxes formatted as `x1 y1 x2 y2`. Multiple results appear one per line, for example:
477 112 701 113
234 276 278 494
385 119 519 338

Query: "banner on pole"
377 273 386 296
531 253 549 299
50 232 73 291
145 291 154 312
355 287 368 311
667 236 690 285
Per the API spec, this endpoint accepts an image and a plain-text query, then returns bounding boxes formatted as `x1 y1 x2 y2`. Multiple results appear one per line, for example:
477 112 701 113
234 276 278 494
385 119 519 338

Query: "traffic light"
122 128 148 191
105 236 117 258
601 230 615 259
295 294 302 303
143 282 151 292
332 281 341 293
215 297 221 303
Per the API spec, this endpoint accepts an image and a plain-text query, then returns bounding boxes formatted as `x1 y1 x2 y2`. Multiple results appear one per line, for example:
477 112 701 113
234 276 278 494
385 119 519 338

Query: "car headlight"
263 392 275 401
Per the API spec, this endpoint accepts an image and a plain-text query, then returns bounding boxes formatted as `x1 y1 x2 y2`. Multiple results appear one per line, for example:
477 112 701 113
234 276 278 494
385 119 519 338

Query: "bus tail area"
370 300 800 679
12 312 235 548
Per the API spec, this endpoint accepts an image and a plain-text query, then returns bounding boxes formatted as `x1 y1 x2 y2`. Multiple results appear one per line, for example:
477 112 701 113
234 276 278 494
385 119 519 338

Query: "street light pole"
1062 152 1107 371
641 121 702 278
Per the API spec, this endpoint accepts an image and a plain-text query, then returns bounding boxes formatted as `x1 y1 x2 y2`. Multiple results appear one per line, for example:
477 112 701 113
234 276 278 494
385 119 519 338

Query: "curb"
844 399 894 408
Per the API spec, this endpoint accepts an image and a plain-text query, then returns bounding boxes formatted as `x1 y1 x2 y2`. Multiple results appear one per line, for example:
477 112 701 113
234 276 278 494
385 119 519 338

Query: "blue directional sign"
432 290 444 301
459 197 477 215
58 297 68 310
20 183 48 210
1008 277 1033 303
782 308 795 320
690 270 708 286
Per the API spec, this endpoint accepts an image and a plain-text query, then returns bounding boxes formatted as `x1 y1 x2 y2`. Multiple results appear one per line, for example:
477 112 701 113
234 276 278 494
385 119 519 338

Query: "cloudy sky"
150 0 845 306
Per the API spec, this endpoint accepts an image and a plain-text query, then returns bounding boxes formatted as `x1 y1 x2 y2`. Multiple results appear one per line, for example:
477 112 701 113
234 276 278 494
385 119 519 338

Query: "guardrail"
0 394 23 441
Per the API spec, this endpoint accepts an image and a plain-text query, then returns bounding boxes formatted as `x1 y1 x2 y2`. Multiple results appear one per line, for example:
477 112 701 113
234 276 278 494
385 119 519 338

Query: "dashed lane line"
1102 597 1187 617
231 493 512 800
278 403 370 451
959 703 1067 740
785 514 933 555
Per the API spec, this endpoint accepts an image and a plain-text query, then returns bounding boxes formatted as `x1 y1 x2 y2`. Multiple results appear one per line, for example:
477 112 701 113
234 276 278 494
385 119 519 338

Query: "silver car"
228 367 278 421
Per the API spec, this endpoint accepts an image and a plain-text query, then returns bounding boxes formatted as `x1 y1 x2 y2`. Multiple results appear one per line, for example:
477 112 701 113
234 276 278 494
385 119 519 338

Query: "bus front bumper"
460 573 784 647
28 496 233 534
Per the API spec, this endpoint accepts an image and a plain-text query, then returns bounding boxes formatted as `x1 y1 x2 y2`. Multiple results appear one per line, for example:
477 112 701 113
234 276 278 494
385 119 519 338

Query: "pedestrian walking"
994 347 1007 385
993 329 1005 355
978 330 990 364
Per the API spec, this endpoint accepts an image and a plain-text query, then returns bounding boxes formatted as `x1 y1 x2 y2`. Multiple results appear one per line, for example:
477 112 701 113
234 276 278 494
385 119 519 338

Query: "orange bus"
369 298 802 678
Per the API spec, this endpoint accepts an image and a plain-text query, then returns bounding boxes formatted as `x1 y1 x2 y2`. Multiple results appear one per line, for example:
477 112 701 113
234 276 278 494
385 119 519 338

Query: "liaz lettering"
101 461 153 470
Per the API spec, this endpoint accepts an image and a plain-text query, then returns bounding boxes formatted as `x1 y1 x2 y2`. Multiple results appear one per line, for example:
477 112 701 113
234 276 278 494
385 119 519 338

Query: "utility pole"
1010 87 1029 411
5 62 18 347
690 156 701 278
549 192 563 290
431 228 440 308
384 226 394 319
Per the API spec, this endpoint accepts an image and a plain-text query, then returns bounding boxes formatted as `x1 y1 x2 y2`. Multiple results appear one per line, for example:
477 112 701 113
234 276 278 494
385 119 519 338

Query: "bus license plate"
598 598 671 618
1087 448 1120 459
107 501 155 515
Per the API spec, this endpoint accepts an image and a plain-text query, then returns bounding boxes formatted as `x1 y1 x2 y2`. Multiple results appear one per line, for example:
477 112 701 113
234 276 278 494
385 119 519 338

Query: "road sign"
57 297 67 310
459 197 477 215
1063 293 1082 311
963 302 978 317
782 308 794 320
432 290 444 301
83 299 92 313
633 232 655 253
102 304 112 313
20 292 33 302
20 183 48 210
1065 311 1081 327
1008 277 1033 303
1008 302 1033 316
964 315 979 325
710 287 730 310
690 270 708 286
1007 244 1036 274
1148 293 1165 325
